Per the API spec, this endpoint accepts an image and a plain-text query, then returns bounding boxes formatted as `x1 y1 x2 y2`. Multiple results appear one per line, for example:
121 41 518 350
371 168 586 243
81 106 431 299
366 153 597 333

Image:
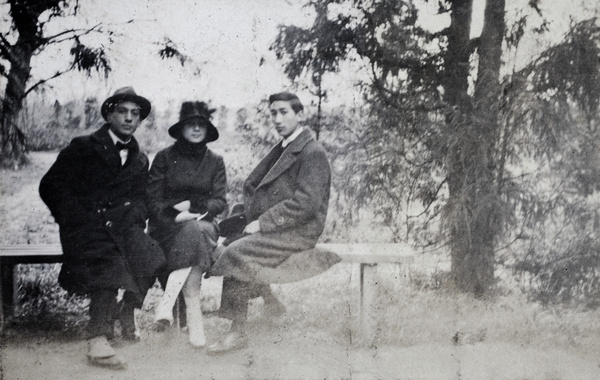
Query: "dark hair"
268 92 304 114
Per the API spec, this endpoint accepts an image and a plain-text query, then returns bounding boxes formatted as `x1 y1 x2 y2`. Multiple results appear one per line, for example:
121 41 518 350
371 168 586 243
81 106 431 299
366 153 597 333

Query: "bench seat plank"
316 243 415 264
0 244 63 257
1 243 415 263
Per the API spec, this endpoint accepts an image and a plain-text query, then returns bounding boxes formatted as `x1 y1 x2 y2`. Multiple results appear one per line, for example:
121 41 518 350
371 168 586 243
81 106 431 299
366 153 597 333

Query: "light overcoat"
210 128 340 283
39 124 165 302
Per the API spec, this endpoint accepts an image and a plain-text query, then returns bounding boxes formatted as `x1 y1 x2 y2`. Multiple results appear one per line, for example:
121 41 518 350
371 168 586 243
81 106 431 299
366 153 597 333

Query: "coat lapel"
245 143 282 190
258 129 314 189
91 125 121 171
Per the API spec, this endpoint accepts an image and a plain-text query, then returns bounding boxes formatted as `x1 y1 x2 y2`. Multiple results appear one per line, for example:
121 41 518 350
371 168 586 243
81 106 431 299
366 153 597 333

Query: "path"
2 320 600 380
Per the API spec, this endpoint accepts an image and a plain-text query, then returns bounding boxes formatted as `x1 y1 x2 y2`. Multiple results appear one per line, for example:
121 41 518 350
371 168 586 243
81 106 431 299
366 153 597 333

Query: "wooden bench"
1 243 414 341
0 244 63 325
315 243 414 342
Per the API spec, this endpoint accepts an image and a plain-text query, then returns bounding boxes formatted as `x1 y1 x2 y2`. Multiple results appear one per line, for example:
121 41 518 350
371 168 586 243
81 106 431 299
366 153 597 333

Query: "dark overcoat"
210 128 339 283
147 142 227 272
39 124 165 301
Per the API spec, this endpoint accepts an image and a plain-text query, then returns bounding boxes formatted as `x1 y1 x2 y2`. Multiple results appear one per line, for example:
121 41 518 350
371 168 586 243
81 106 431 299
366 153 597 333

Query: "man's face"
270 100 302 139
107 101 142 140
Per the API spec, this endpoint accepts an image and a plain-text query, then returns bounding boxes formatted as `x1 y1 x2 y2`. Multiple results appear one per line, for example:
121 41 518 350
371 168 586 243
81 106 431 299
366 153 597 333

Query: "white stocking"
154 266 192 324
182 266 206 347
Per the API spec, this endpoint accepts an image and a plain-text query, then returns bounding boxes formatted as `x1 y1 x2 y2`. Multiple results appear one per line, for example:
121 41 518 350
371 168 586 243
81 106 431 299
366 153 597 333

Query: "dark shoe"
87 355 127 370
118 301 137 338
264 299 286 319
153 318 172 333
120 329 140 342
206 331 249 355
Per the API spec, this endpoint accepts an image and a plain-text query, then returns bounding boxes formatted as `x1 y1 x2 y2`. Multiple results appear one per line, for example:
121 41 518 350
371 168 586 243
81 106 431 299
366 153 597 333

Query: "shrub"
13 264 88 333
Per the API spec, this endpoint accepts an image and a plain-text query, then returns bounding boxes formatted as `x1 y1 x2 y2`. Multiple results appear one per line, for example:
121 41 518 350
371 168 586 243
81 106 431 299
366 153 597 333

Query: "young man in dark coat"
207 92 334 355
39 87 165 370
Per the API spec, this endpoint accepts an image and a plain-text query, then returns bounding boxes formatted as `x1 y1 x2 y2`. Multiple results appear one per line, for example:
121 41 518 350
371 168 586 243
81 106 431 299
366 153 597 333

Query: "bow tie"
116 141 133 150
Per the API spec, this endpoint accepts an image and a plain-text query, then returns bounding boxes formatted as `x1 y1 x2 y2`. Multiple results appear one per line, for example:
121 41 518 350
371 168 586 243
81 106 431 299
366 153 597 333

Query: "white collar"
281 127 304 148
108 128 131 146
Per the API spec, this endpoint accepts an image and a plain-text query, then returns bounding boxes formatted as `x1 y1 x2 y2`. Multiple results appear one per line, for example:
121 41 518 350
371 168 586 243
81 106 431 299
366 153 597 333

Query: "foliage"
14 264 88 332
496 19 600 307
0 0 182 167
272 0 494 294
271 0 600 299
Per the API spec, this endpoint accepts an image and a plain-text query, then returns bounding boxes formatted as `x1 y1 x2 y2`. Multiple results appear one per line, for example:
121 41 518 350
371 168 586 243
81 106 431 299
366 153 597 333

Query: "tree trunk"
444 0 505 296
1 0 54 167
444 0 485 295
1 41 33 168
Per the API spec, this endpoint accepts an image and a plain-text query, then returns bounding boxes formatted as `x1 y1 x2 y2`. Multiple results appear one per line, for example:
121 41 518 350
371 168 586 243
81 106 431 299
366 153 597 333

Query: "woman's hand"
174 210 203 223
243 220 261 234
173 200 191 212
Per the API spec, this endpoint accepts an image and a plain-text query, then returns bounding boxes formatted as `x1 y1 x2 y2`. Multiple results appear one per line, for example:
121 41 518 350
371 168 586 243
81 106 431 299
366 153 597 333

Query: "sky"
1 0 598 114
26 0 320 112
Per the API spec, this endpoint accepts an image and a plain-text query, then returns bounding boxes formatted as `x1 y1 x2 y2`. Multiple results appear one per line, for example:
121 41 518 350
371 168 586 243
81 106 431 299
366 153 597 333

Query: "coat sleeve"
147 149 179 222
203 154 227 218
39 138 98 227
258 144 331 233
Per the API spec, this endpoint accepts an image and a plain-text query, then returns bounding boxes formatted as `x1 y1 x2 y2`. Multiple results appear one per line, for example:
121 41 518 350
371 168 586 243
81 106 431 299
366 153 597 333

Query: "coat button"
124 201 131 207
105 221 113 228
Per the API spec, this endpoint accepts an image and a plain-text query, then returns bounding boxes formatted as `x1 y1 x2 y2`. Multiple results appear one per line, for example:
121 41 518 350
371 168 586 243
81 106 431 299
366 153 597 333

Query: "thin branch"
43 23 102 45
22 64 75 99
407 178 447 219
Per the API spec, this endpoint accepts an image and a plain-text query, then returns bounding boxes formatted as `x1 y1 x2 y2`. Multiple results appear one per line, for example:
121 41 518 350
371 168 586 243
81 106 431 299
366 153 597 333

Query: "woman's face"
181 121 207 143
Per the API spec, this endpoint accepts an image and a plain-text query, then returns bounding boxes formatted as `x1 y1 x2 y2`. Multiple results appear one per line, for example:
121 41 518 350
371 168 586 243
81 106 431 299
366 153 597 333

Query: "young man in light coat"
207 92 333 354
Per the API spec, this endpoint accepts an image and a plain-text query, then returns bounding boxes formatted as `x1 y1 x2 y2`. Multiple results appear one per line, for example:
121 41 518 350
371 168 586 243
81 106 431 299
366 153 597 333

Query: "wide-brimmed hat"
168 101 219 142
101 87 151 120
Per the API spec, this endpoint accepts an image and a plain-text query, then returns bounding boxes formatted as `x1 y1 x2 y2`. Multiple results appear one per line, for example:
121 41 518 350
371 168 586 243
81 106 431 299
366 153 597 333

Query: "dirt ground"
2 317 600 380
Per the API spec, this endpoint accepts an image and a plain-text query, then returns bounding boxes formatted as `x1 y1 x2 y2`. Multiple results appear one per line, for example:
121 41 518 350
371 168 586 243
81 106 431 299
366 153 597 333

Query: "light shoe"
87 335 127 370
87 335 115 358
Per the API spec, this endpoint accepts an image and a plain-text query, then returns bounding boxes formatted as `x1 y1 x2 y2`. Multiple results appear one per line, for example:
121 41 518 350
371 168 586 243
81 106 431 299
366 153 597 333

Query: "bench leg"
1 262 16 321
359 263 378 346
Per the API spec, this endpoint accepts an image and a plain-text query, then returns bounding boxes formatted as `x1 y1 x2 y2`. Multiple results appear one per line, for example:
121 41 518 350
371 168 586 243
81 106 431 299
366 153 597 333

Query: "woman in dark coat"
147 101 227 347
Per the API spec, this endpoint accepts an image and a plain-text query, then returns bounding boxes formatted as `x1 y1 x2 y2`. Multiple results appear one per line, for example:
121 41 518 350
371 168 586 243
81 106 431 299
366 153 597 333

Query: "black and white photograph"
1 0 600 378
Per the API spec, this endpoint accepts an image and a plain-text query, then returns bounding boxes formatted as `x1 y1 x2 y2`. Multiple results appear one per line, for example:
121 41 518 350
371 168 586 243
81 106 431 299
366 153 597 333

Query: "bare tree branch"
22 65 75 99
42 23 103 45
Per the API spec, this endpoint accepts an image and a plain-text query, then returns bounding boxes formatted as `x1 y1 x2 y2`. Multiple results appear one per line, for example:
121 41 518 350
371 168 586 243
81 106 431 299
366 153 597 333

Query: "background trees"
2 0 598 302
272 0 600 296
0 0 182 168
1 0 111 167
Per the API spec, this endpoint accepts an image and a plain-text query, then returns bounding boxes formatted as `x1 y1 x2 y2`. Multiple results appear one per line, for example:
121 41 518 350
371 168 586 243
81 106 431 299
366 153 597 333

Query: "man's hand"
243 220 261 234
173 200 191 212
175 210 203 223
